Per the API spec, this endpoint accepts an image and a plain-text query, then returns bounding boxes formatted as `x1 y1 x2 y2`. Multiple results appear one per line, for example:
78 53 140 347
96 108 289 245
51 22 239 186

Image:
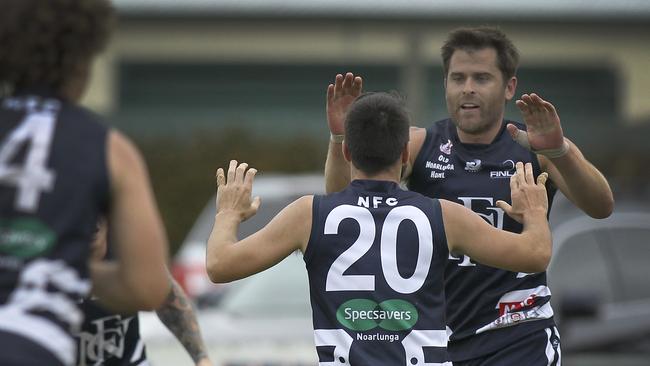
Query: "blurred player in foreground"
0 1 170 364
76 220 212 366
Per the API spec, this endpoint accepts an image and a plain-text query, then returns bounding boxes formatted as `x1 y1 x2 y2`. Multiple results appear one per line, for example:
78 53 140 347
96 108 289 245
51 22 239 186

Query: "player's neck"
351 165 402 184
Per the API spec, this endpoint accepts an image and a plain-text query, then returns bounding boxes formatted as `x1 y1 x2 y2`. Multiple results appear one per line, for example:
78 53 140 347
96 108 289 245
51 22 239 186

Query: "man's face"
445 47 516 137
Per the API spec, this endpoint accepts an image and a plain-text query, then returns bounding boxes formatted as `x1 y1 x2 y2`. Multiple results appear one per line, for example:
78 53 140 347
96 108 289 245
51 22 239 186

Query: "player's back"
0 89 109 366
305 179 451 366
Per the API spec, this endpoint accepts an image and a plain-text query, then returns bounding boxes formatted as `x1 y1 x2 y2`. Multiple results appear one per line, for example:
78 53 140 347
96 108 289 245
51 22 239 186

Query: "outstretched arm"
324 73 362 193
509 93 614 218
156 277 212 366
206 160 312 283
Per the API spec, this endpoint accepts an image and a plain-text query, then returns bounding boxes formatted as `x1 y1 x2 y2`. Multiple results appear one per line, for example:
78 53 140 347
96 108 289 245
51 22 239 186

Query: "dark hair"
441 27 520 82
345 92 410 175
0 0 115 94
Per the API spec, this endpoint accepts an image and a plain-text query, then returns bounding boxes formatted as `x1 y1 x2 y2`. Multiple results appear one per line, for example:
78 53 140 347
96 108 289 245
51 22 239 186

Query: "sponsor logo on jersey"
0 218 56 258
77 314 135 366
425 155 454 179
439 139 453 155
489 159 516 179
475 286 555 334
464 159 482 172
337 299 419 331
496 286 551 316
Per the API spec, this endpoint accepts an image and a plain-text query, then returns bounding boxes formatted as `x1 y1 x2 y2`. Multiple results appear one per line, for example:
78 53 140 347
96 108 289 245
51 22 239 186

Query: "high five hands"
215 160 261 222
327 72 363 135
496 162 549 224
509 93 570 159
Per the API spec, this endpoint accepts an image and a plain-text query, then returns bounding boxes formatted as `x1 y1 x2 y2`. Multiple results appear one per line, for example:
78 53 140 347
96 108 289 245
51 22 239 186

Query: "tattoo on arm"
156 278 209 363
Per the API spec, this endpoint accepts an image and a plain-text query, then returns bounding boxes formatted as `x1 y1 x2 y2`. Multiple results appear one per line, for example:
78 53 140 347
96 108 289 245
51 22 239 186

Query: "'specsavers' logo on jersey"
0 218 56 259
336 299 419 332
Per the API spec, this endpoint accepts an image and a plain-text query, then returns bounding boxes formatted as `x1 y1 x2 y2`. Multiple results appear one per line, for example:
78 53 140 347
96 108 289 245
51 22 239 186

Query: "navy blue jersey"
409 119 557 361
304 180 451 366
0 89 109 365
75 299 147 366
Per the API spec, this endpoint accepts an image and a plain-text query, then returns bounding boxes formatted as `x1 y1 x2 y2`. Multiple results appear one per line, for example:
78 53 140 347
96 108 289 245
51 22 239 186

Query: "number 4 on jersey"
0 111 57 212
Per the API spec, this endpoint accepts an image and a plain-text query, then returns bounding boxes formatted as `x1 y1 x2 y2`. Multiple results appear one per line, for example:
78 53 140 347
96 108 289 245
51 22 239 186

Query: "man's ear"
342 141 352 163
505 76 517 101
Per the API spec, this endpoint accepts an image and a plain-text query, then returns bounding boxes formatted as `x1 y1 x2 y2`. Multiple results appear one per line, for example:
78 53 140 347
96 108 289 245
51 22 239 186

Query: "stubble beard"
450 101 504 139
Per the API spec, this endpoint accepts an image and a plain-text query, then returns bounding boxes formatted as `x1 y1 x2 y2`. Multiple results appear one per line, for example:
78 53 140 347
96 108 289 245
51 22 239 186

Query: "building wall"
82 19 650 127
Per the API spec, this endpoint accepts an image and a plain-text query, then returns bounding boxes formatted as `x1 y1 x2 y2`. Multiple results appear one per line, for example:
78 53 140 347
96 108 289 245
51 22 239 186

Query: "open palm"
326 72 363 134
510 93 565 151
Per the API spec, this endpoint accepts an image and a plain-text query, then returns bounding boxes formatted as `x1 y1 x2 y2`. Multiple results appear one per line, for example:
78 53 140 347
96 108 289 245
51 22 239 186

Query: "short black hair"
0 0 115 94
441 27 520 82
345 92 410 175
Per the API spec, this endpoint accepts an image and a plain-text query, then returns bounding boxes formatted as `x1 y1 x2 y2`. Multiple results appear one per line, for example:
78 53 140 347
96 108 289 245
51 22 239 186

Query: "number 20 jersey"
304 179 451 366
0 90 109 366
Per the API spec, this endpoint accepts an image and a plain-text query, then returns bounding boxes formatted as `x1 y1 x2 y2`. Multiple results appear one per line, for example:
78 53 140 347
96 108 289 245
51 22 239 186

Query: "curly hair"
0 0 114 94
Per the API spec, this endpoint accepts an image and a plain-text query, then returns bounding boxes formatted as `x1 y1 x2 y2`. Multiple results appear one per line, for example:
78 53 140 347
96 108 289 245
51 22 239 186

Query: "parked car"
547 194 650 366
142 175 650 366
142 174 324 365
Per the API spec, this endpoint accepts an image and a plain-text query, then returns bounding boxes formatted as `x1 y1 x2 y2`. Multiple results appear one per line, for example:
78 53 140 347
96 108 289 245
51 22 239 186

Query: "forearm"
324 140 350 193
520 211 552 272
545 139 614 218
205 212 241 283
91 261 168 313
156 277 210 365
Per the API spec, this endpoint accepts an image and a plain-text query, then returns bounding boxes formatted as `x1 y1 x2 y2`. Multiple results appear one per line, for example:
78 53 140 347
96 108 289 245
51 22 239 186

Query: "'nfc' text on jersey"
357 196 398 208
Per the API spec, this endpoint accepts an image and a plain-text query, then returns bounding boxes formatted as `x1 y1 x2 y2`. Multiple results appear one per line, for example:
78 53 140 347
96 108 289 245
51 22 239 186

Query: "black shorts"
453 326 561 366
0 330 65 366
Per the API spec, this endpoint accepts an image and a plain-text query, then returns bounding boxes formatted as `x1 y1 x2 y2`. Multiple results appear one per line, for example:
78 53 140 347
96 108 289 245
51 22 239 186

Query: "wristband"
512 130 570 159
330 133 344 144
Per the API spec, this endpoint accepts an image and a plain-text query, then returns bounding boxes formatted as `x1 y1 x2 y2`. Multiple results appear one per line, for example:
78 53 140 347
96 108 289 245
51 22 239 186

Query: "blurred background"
85 0 650 364
86 0 650 252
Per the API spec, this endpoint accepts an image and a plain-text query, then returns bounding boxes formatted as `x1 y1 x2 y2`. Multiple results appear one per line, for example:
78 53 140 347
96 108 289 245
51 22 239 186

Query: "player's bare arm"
91 130 171 313
206 160 312 283
324 72 362 193
442 162 552 273
401 126 427 183
509 93 614 218
156 277 212 366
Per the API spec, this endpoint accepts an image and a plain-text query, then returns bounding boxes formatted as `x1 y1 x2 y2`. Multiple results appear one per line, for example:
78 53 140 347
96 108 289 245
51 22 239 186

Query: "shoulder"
107 130 149 192
279 195 314 223
59 101 108 130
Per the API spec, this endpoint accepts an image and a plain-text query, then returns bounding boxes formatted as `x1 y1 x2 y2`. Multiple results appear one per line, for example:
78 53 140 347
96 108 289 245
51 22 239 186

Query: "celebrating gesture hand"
215 160 261 222
327 72 363 135
496 162 549 224
509 93 568 158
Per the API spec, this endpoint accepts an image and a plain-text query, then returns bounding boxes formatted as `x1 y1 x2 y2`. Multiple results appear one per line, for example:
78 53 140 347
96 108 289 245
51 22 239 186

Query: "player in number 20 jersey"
206 92 554 366
305 179 449 365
